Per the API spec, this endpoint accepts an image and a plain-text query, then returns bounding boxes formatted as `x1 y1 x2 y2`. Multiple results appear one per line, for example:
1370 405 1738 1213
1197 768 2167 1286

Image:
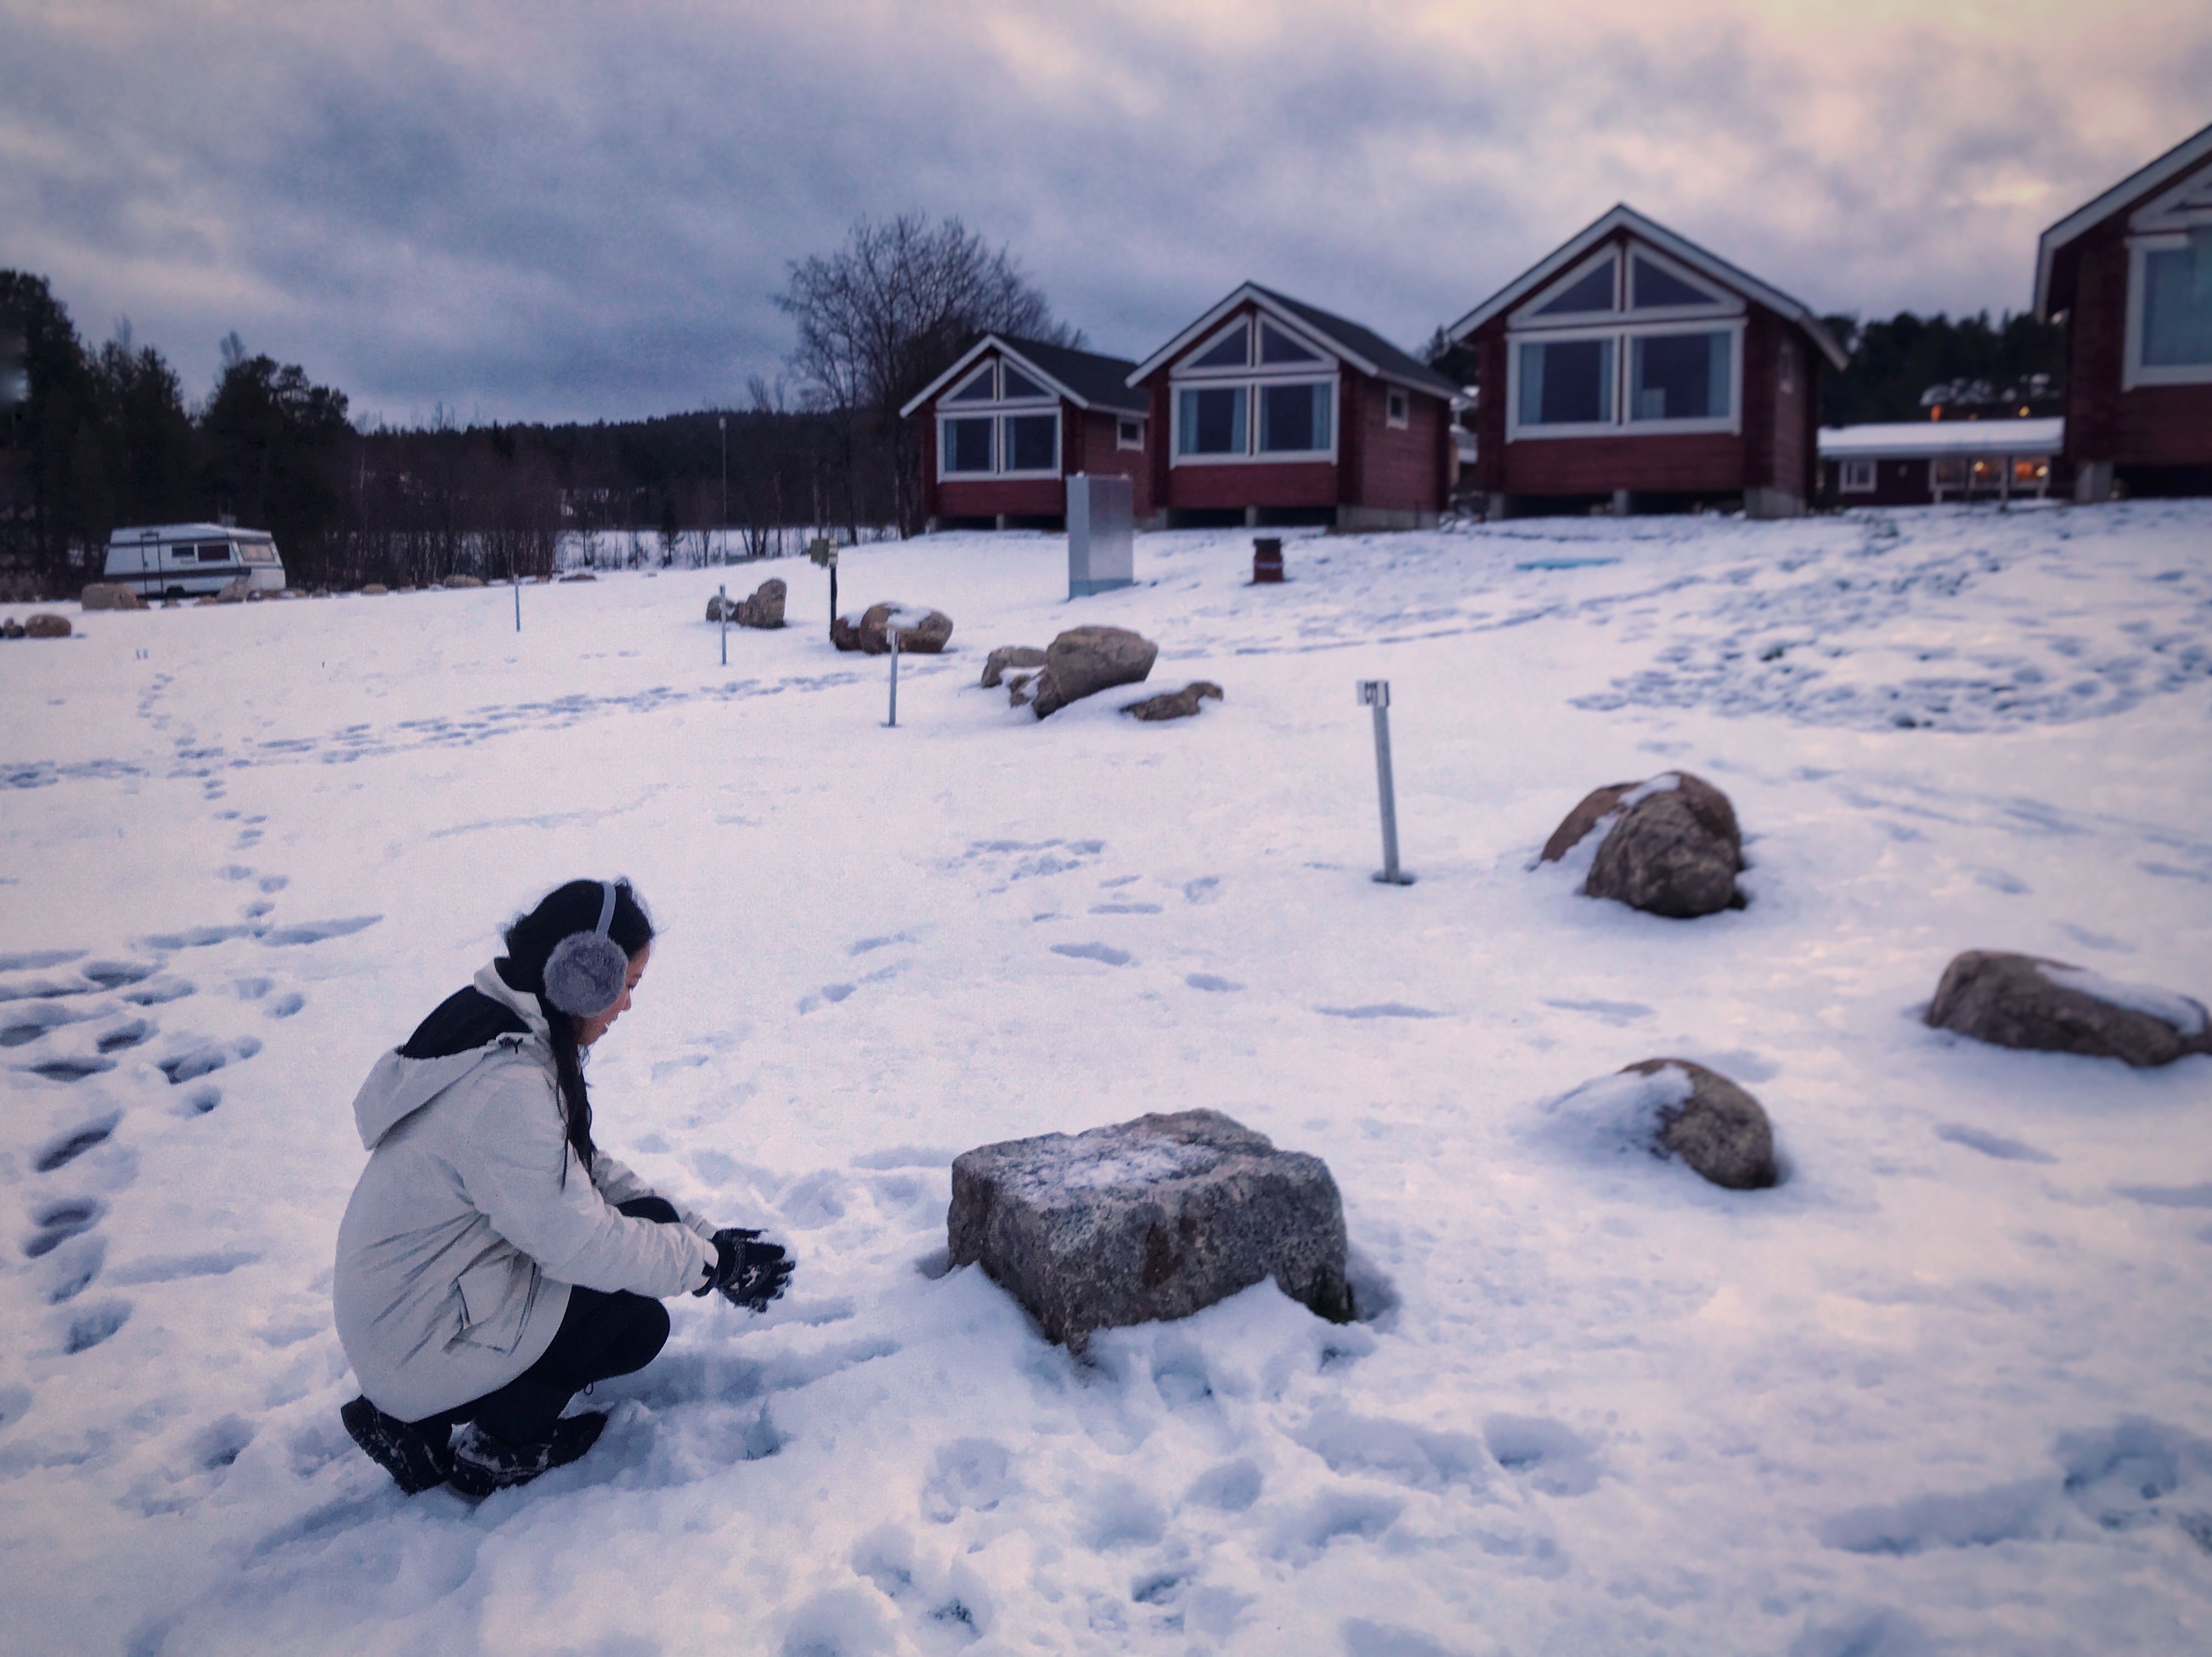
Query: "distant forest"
4 249 2070 599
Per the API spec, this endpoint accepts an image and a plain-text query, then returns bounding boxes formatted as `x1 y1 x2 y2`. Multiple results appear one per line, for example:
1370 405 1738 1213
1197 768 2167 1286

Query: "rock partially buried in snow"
79 584 145 611
1925 951 2210 1068
980 644 1046 688
834 602 953 654
948 1109 1353 1351
1542 772 1745 918
707 579 785 627
1019 625 1158 719
22 613 71 638
1122 682 1223 722
1618 1059 1779 1190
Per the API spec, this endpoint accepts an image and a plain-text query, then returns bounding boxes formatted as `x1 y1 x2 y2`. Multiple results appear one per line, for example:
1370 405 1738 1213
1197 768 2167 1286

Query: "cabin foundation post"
2074 460 2114 504
1611 489 1632 517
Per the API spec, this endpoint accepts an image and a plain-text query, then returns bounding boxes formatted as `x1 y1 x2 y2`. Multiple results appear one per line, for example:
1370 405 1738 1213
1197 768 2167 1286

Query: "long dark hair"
499 878 654 1177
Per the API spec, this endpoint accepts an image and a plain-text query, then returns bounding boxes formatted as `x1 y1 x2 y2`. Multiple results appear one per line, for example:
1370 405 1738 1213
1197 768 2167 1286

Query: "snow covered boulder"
1925 951 2210 1068
1618 1059 1778 1189
1121 681 1223 722
980 644 1046 687
948 1109 1353 1351
836 602 952 654
22 613 71 638
1541 772 1745 918
79 584 145 611
1022 625 1158 719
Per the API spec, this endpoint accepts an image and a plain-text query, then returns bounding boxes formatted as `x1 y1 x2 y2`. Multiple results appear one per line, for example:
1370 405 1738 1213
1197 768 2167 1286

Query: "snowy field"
3 502 2210 1657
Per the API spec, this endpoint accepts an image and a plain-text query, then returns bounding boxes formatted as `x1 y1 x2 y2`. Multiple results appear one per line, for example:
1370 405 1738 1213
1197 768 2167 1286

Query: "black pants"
414 1197 679 1446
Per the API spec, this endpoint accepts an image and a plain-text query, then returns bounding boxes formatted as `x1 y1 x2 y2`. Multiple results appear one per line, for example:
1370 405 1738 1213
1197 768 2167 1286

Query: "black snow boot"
447 1411 608 1499
341 1396 453 1496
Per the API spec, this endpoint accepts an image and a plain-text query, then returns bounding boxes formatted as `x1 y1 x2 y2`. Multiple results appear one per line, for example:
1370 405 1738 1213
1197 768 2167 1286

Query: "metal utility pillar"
1358 680 1414 885
718 583 727 665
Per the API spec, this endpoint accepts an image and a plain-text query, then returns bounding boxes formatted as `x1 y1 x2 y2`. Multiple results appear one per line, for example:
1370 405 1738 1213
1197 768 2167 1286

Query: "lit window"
1839 459 1875 493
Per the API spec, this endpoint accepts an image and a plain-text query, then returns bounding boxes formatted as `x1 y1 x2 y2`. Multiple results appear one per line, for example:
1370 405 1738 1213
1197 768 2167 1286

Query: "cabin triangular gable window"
1630 253 1723 310
1190 321 1251 369
945 364 997 403
1001 363 1050 399
1258 320 1323 364
1533 257 1617 316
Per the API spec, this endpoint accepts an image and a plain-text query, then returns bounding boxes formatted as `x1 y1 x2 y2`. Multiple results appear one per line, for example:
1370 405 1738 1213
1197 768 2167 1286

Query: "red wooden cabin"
902 335 1152 530
1447 206 1846 519
1126 284 1459 530
2035 121 2212 502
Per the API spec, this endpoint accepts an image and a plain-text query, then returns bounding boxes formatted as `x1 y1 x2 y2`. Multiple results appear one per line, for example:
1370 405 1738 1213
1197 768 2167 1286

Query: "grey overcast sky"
4 0 2206 427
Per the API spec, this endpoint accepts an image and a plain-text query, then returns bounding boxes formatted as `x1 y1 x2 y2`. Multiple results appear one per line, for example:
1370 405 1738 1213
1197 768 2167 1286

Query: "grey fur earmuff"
543 881 630 1017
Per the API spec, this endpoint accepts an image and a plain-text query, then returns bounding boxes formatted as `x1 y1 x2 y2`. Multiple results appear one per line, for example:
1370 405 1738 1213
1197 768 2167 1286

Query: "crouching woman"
334 878 791 1497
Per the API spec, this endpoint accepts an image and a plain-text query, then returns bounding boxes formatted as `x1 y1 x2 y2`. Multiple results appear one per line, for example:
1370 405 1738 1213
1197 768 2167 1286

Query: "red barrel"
1252 538 1284 583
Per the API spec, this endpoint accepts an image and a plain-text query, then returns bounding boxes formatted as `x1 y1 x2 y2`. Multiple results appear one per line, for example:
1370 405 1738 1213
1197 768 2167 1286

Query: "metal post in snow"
513 569 521 633
885 623 901 727
719 583 727 666
1358 680 1414 885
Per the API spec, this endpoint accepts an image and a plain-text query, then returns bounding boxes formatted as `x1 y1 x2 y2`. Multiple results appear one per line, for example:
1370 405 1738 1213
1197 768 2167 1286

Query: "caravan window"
198 543 234 562
239 540 278 564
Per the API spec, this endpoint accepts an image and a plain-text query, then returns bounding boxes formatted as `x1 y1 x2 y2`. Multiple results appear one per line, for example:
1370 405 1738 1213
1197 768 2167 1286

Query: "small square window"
1386 388 1409 428
1838 459 1875 493
1117 418 1144 450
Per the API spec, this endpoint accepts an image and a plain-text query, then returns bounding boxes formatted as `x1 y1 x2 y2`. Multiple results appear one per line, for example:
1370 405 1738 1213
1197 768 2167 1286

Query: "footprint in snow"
33 1111 120 1173
1053 942 1132 966
1184 974 1243 993
1934 1123 2056 1163
1317 1003 1442 1020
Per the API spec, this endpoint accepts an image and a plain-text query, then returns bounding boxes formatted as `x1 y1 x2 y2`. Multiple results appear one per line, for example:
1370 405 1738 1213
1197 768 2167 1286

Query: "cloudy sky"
4 0 2207 427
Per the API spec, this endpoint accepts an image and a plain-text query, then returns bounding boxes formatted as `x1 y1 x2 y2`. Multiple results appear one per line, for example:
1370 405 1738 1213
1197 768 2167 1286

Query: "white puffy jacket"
334 964 718 1421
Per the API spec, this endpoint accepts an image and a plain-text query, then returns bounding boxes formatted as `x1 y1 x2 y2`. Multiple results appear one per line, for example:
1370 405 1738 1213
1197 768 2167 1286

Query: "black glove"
695 1227 794 1311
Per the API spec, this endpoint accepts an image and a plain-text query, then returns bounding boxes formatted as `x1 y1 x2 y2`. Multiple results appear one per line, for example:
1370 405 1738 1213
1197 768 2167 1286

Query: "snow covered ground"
2 501 2209 1656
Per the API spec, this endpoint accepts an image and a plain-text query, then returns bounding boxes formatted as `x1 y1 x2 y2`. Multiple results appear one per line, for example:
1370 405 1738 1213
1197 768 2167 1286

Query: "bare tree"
777 215 1077 536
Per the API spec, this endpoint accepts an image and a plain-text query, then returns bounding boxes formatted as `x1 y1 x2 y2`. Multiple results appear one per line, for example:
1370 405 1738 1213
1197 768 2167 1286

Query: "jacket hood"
351 963 551 1150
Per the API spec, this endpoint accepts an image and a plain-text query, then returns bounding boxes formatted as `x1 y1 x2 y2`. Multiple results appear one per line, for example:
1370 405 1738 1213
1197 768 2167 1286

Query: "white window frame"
1167 311 1341 467
934 357 1063 480
1116 416 1145 450
1386 387 1409 428
1838 458 1876 493
2123 232 2212 389
1505 317 1746 442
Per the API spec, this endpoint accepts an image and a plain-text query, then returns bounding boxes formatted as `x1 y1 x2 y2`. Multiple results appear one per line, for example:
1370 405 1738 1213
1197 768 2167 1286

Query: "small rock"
559 572 597 583
360 584 388 595
835 603 951 654
79 584 145 612
949 1109 1353 1351
981 645 1047 688
444 574 485 589
1029 625 1158 719
23 613 71 638
213 579 251 604
1925 951 2210 1068
1619 1059 1779 1190
2 617 26 638
1005 671 1037 708
1122 682 1223 721
1543 772 1745 918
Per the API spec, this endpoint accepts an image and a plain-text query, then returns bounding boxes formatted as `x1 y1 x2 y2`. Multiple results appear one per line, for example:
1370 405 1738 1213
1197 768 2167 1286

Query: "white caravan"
103 523 287 598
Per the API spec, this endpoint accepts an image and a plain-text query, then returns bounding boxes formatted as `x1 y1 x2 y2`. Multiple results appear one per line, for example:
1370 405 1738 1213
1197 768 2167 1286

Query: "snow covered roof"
1125 282 1460 399
2036 121 2212 321
1817 419 2064 460
899 335 1147 420
107 522 271 541
1447 205 1849 371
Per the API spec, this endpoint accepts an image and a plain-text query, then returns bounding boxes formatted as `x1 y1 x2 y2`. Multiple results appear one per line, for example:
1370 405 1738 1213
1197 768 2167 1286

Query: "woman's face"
576 943 650 1048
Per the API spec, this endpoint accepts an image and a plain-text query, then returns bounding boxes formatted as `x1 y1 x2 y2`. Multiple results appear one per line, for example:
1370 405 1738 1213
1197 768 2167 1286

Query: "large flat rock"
948 1109 1352 1351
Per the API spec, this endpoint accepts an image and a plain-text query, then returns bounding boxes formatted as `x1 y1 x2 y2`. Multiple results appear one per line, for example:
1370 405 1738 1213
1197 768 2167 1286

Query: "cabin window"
1191 322 1251 370
1178 386 1247 455
1006 414 1058 472
1386 388 1410 428
2140 242 2212 367
1517 337 1615 426
945 417 995 472
1001 364 1050 400
1630 256 1719 309
1258 382 1331 453
946 365 998 403
1259 321 1323 364
1534 258 1617 316
1117 417 1144 450
1838 459 1876 493
1629 331 1730 422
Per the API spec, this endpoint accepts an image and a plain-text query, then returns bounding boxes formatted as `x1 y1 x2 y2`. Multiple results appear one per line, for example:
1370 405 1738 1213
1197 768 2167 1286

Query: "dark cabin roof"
1126 282 1460 399
898 333 1147 419
2035 120 2212 321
